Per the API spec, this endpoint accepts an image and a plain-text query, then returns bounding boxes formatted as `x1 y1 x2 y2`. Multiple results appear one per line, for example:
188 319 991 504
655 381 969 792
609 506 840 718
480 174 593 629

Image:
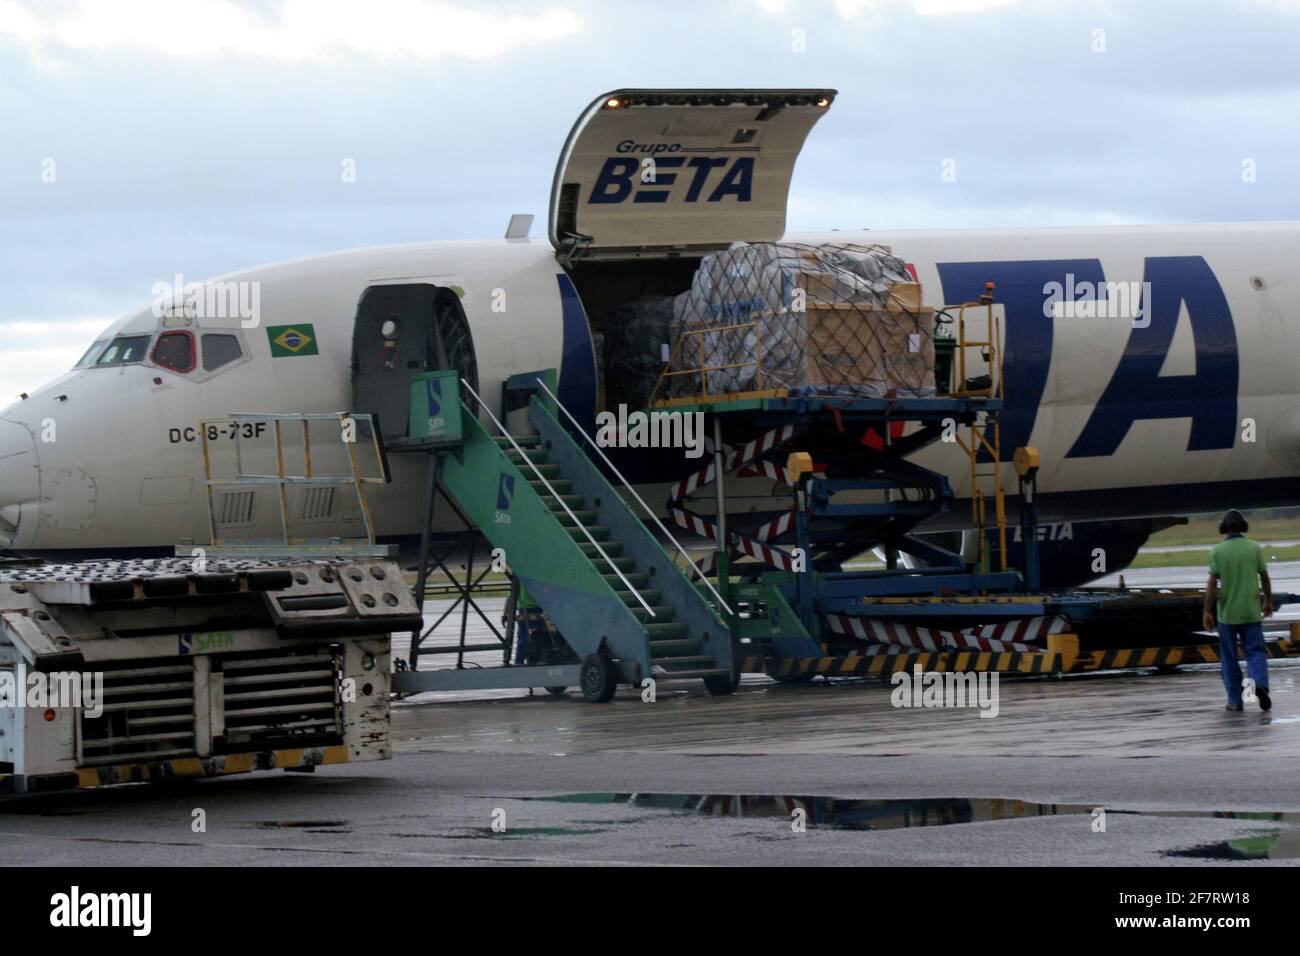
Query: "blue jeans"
1217 621 1270 707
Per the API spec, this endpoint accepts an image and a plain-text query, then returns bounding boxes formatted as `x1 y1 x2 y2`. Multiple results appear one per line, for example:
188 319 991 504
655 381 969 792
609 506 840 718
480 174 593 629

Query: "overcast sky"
1 0 1298 400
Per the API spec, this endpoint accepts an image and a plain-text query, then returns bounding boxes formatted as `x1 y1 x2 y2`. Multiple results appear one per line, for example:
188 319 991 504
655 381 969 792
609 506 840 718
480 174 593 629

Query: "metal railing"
534 378 733 617
948 300 1007 572
200 411 387 546
648 320 765 406
457 379 655 618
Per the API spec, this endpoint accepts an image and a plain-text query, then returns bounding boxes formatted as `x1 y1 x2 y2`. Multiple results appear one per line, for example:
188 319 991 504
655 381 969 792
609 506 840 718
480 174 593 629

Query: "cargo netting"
646 241 936 405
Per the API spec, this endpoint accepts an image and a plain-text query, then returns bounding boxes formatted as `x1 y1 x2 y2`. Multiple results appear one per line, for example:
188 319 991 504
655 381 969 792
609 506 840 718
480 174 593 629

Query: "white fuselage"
2 222 1297 557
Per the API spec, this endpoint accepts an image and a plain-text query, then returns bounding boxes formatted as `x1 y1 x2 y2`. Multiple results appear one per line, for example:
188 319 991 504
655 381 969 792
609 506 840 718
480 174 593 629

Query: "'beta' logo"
588 156 754 205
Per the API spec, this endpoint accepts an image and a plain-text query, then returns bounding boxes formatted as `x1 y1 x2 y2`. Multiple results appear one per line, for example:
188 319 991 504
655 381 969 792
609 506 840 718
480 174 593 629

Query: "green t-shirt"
1209 535 1267 625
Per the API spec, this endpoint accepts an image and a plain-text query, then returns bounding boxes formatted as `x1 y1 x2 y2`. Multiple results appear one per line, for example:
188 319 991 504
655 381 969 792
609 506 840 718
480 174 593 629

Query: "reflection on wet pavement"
523 793 1300 842
527 793 1083 829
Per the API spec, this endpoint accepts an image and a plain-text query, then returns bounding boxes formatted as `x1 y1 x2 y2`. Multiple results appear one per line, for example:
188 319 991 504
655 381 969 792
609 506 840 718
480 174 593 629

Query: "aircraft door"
351 283 479 442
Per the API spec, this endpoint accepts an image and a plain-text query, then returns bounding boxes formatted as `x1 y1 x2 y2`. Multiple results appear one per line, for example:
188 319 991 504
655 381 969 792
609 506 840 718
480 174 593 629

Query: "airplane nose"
0 418 40 546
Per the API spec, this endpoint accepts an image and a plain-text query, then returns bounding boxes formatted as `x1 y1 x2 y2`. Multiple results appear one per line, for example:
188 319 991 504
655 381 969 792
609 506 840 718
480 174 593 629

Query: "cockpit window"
95 335 152 366
74 339 109 368
201 333 243 371
152 331 195 373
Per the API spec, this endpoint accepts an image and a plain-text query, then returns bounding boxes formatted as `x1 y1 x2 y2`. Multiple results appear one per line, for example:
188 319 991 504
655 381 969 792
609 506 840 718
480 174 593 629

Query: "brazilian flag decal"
267 323 319 357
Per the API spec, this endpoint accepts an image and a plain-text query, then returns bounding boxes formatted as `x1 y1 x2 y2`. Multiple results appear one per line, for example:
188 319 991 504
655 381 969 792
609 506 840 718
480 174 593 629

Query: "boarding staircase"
434 376 737 700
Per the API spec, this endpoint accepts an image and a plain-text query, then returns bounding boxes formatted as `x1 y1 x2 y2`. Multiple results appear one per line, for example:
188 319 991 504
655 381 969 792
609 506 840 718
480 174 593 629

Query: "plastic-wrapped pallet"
662 241 935 400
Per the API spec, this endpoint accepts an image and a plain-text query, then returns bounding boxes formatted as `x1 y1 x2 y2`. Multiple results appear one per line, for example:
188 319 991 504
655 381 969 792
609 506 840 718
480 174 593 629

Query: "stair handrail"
534 378 734 617
459 378 655 618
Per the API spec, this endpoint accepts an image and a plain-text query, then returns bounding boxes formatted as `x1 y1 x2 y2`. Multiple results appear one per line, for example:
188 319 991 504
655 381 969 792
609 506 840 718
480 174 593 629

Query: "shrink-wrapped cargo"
657 242 936 400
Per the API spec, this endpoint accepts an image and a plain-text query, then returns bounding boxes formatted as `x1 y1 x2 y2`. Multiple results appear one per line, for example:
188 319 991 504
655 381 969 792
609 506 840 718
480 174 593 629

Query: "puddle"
525 794 1090 830
523 794 1300 835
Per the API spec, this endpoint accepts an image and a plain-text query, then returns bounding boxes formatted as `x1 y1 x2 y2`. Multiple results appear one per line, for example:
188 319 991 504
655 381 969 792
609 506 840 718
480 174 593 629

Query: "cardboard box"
786 304 935 395
886 281 923 312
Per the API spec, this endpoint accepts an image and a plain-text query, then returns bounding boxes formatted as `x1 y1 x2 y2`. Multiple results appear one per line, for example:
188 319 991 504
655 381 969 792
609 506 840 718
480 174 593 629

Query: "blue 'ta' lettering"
1067 256 1237 457
937 256 1237 461
937 259 1104 459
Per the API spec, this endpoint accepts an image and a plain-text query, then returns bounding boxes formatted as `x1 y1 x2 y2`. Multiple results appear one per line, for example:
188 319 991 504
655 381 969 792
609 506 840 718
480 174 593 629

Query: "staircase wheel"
544 685 568 696
580 654 618 703
703 668 740 696
703 637 742 696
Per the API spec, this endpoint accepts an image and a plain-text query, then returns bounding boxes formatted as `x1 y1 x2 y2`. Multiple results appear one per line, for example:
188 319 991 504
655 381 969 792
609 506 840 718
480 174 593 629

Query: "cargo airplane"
1 89 1296 586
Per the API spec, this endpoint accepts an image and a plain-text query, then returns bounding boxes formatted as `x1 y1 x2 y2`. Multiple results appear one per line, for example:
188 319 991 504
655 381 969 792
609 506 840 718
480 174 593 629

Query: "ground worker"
1202 509 1273 712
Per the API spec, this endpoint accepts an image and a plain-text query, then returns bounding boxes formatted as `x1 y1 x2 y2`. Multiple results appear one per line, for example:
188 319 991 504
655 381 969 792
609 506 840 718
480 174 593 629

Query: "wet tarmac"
2 566 1298 865
3 747 1298 866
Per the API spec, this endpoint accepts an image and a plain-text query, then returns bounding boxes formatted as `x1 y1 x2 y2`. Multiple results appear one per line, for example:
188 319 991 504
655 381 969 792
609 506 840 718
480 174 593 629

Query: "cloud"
751 0 1031 16
0 318 113 400
0 0 584 65
834 0 1027 15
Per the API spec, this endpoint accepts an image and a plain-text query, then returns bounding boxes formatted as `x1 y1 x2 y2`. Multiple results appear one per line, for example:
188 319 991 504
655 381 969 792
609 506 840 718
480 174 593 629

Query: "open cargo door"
549 88 835 260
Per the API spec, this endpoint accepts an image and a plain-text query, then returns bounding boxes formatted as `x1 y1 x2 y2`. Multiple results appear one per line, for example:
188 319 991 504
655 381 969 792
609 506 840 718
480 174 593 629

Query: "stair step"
532 464 562 479
615 588 661 606
631 605 675 623
587 548 631 572
495 435 543 448
554 509 597 527
645 622 688 639
505 448 548 466
648 638 703 657
546 494 587 511
567 525 612 543
528 477 572 494
604 572 649 589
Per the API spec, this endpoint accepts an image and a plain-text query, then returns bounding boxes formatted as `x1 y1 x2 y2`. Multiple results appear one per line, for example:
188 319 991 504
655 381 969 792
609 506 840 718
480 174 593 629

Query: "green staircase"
435 384 736 701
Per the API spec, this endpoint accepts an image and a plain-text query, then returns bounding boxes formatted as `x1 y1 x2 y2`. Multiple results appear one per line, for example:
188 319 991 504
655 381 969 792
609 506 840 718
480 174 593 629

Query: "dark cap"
1218 509 1249 535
